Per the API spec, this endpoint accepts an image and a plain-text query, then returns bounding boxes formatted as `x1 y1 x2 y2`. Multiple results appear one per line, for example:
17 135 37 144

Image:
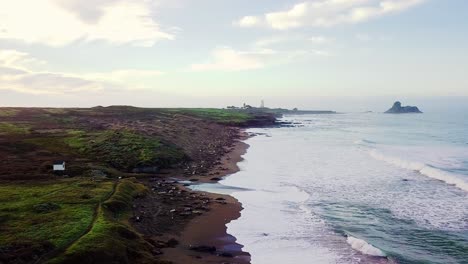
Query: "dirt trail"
34 181 119 264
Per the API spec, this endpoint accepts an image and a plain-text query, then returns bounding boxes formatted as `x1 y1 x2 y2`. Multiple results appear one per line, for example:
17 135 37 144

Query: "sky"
0 0 467 110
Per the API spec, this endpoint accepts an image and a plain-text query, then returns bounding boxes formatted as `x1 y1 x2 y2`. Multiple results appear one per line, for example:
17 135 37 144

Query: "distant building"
53 161 66 171
260 100 265 108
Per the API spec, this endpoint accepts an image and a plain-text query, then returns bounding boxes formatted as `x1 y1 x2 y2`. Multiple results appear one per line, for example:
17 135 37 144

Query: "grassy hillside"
0 106 277 263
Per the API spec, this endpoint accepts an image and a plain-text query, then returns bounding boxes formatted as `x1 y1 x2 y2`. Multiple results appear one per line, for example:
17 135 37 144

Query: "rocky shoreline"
130 130 251 264
0 107 285 263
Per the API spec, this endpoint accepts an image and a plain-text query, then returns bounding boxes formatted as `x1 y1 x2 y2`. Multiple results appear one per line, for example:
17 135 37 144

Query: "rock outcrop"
385 101 422 114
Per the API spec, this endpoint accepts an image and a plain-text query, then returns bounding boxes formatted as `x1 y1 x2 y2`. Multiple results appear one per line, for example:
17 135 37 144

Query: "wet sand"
161 132 251 264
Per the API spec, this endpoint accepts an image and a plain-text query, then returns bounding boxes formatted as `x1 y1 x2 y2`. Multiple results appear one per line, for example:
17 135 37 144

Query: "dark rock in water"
385 101 422 114
189 245 217 253
166 238 179 248
218 252 234 258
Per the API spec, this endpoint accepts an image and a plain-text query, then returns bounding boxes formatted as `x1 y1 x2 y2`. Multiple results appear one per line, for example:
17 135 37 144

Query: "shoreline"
159 130 252 263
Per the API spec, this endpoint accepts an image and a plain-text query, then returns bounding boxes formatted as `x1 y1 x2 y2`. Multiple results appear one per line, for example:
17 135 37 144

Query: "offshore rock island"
385 101 423 114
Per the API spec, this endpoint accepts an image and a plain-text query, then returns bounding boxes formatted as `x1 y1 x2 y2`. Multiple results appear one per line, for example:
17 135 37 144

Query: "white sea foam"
369 150 468 192
210 113 468 263
346 236 386 257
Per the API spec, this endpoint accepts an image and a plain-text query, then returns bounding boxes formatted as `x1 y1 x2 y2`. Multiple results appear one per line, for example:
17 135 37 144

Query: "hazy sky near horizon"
0 0 467 107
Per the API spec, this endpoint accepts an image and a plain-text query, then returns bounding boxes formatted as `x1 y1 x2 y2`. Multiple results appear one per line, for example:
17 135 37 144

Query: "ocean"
196 111 468 264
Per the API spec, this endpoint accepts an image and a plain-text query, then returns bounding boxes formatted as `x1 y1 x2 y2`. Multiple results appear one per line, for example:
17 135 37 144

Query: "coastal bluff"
385 101 422 114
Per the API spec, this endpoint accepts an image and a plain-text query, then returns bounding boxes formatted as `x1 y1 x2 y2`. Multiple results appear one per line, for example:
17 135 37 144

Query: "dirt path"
34 180 119 264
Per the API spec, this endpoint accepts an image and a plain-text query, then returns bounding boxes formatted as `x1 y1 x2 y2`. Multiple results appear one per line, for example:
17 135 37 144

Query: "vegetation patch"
43 109 69 115
25 129 186 171
84 130 186 171
33 202 61 213
49 179 155 264
63 130 88 152
0 179 114 263
163 108 252 124
23 136 77 155
0 122 30 135
0 109 19 117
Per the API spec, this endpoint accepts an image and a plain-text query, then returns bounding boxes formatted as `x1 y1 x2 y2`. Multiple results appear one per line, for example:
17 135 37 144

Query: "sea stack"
385 101 422 114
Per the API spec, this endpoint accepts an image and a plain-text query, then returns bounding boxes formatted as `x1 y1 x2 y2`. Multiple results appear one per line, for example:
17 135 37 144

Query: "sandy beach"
161 132 251 264
127 130 252 264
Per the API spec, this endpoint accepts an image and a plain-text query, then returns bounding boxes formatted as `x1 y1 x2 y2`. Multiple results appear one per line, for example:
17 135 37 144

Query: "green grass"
23 129 186 172
63 130 88 151
0 179 114 249
24 130 88 154
84 130 186 171
163 108 252 124
0 178 157 263
24 136 77 155
43 109 69 115
49 179 155 264
0 109 19 117
0 122 30 135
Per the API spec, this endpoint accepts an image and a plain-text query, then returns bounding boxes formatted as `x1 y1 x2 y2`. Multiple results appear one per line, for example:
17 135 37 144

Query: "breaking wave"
346 235 386 257
369 150 468 192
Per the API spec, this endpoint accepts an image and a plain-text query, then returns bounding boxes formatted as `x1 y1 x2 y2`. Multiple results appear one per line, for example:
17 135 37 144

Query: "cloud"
236 16 262 27
0 50 105 94
311 49 332 56
0 49 164 94
0 50 46 70
254 35 332 47
0 0 174 47
85 69 165 90
190 47 266 72
309 36 332 44
235 0 426 30
190 43 332 72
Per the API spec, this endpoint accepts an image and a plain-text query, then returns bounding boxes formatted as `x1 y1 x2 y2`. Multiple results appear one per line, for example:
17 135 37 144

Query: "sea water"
198 111 468 263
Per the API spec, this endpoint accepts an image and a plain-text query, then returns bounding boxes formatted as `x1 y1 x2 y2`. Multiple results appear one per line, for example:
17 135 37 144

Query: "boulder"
385 101 422 114
189 245 216 253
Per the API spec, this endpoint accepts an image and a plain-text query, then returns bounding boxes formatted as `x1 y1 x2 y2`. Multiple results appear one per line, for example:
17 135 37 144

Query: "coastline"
130 128 250 264
158 130 252 263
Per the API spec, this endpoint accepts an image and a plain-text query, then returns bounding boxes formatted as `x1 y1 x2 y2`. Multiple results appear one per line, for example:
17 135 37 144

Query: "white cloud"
85 69 165 90
309 36 331 44
0 0 174 47
236 0 426 30
254 36 294 48
0 50 46 70
254 35 332 48
191 43 332 72
235 16 262 27
0 49 164 94
311 49 332 56
191 47 266 72
0 50 105 94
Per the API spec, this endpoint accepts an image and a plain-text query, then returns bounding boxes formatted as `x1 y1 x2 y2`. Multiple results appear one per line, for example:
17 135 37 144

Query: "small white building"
53 161 66 171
